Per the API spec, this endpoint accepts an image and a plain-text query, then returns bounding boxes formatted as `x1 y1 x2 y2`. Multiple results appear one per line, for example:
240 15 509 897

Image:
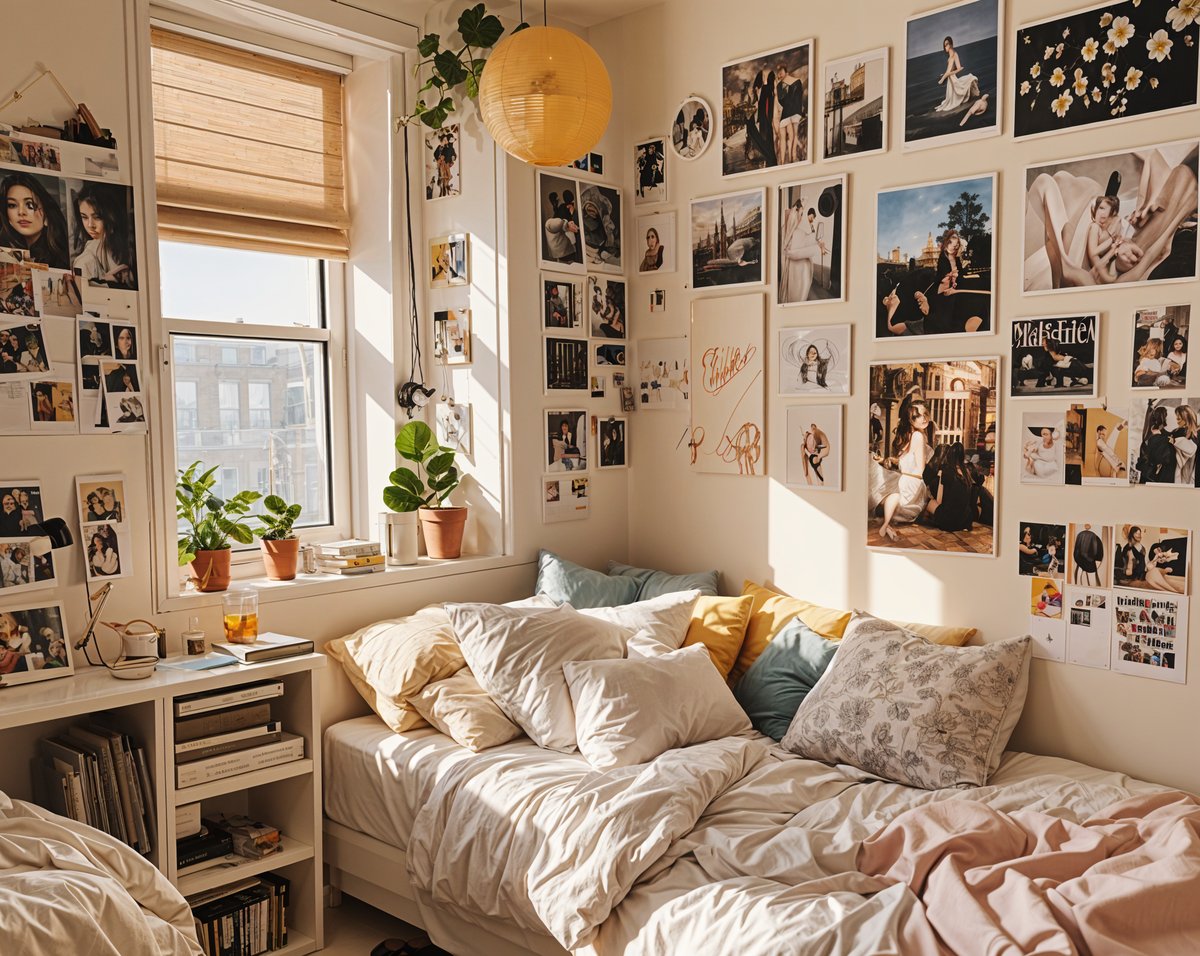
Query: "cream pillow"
447 602 628 753
580 589 700 650
564 645 752 770
408 669 524 752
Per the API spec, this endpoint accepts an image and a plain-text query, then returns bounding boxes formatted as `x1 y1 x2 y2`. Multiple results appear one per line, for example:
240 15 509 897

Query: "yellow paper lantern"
478 25 612 167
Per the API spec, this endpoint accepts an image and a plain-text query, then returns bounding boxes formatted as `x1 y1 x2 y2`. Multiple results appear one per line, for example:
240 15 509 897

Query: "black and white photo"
1010 314 1099 398
634 138 667 204
587 276 626 339
670 96 713 161
544 337 589 393
778 325 850 396
598 417 627 468
579 182 622 273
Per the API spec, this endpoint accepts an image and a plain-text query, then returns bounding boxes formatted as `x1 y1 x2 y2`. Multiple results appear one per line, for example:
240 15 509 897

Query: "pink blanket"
857 790 1200 956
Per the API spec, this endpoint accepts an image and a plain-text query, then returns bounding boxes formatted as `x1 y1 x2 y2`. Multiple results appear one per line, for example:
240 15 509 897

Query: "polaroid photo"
0 601 73 686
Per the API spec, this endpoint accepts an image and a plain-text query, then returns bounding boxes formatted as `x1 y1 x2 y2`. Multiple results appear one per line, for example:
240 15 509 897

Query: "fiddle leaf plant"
253 495 303 541
383 420 461 512
176 460 262 565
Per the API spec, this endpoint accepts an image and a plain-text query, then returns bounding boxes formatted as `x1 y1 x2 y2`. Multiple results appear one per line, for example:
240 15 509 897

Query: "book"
314 538 380 557
174 679 284 718
178 852 240 878
316 553 385 568
133 746 158 850
159 655 238 672
175 721 282 761
315 564 384 576
176 801 202 839
178 822 232 868
175 733 305 789
39 737 100 828
175 702 272 742
65 725 127 845
212 813 281 859
210 633 314 664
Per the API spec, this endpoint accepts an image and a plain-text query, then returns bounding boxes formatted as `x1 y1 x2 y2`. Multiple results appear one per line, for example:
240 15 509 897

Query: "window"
175 381 197 430
220 346 239 365
218 381 240 432
248 381 272 429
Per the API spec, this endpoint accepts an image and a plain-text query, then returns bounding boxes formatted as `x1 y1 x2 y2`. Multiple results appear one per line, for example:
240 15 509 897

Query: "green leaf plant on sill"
253 495 303 582
176 460 262 593
383 420 468 560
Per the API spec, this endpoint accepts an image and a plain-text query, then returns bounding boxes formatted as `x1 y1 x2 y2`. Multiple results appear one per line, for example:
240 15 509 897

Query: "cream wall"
590 0 1200 794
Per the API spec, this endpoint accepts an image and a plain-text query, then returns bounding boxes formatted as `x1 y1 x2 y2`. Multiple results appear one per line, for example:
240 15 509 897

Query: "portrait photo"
867 358 999 555
1014 0 1200 140
537 172 583 271
429 233 469 288
875 174 995 339
636 211 676 274
598 417 628 469
1066 402 1129 485
83 521 125 582
0 601 72 686
29 381 75 429
1068 521 1112 588
544 337 589 393
1132 304 1189 389
634 138 667 204
100 360 139 394
691 188 765 289
108 395 146 429
434 308 471 365
1128 396 1200 487
1017 521 1067 578
778 324 850 396
1113 524 1190 594
0 170 71 270
66 180 138 290
0 481 44 539
786 403 842 491
776 174 844 305
823 47 889 161
579 183 623 273
1113 589 1188 683
78 317 110 357
545 409 588 473
77 475 126 526
1020 411 1066 485
903 0 1002 149
587 276 626 339
671 97 713 161
424 123 461 200
637 337 689 410
1022 140 1199 294
0 538 52 593
111 323 137 361
0 321 51 379
1010 314 1099 398
542 274 583 333
721 40 813 176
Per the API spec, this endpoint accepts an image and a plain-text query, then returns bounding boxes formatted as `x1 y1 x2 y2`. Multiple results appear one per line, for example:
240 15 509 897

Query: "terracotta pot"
189 549 232 592
418 506 468 559
261 538 300 581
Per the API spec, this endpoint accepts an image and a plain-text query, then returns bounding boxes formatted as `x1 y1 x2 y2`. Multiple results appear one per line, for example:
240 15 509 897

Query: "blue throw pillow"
734 619 839 741
607 561 719 600
535 550 639 608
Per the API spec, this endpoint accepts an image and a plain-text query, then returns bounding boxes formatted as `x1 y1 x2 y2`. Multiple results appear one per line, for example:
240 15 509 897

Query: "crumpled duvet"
0 792 202 956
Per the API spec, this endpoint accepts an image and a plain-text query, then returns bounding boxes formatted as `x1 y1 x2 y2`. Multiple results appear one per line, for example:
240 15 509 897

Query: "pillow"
536 550 639 608
892 620 977 647
682 594 754 677
781 612 1032 790
733 619 838 740
408 669 524 752
731 581 853 683
581 589 700 650
447 602 628 752
607 561 719 600
563 645 752 770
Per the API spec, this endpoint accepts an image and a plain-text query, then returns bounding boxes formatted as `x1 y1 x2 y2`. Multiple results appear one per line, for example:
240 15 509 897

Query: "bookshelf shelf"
178 838 314 897
275 931 315 956
174 758 314 806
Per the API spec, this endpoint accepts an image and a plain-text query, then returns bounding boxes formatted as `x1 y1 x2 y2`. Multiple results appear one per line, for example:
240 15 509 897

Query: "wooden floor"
867 517 994 554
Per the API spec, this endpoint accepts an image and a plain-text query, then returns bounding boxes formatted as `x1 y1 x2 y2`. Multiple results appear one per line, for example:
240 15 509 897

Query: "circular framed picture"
669 96 713 162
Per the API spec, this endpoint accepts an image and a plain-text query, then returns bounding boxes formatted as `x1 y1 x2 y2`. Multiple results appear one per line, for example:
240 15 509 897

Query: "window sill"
156 553 530 614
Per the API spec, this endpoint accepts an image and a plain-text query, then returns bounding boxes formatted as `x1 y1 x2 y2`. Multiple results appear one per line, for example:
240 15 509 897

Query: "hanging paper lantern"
478 25 612 167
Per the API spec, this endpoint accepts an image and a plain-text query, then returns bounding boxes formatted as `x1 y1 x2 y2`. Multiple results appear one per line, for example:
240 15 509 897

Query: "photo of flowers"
1014 0 1200 140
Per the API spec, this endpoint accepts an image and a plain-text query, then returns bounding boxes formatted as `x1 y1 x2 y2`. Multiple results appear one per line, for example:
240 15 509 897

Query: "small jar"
221 587 259 644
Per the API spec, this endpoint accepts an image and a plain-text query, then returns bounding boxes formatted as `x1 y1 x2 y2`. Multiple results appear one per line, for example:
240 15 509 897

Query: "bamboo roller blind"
150 28 349 260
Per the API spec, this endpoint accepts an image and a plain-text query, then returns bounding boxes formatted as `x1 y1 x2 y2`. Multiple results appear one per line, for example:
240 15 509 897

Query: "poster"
1113 589 1188 683
1029 574 1066 662
1065 403 1128 485
1009 314 1098 398
1065 586 1112 670
786 404 842 491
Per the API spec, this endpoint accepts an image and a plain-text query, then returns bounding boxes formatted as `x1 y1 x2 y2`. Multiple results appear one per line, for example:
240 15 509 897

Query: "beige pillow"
408 669 524 752
781 612 1031 790
580 589 700 650
563 645 752 770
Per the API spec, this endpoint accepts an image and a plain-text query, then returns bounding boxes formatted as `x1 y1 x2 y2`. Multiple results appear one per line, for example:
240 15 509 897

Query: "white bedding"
0 791 202 955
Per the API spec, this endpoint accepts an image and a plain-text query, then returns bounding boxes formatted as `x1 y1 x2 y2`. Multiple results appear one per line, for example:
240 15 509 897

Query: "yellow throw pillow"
409 668 524 752
892 620 977 647
732 581 854 683
681 594 754 677
324 605 465 733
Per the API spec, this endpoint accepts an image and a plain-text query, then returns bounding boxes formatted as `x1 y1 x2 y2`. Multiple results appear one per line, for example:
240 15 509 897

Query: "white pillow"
446 602 628 753
563 644 752 770
408 669 524 752
580 589 700 651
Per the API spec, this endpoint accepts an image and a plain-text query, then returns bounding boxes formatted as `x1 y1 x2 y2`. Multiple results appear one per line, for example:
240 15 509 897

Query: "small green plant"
176 461 262 565
383 421 461 511
253 496 302 541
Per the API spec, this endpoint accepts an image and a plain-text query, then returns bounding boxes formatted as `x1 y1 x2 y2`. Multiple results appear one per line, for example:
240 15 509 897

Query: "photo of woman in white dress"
1022 425 1062 483
776 176 844 305
868 392 931 542
933 36 987 126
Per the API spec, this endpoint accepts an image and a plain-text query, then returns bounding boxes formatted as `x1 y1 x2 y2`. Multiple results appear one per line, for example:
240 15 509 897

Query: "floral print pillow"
780 612 1031 790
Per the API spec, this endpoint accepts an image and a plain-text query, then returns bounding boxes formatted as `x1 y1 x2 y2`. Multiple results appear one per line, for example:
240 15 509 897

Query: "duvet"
406 735 1180 955
0 792 202 956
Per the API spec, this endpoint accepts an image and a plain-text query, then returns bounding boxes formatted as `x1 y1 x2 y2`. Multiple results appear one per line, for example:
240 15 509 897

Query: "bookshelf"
0 652 325 954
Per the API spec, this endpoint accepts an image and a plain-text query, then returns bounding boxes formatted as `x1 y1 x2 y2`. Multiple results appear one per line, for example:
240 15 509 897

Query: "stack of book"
188 872 290 955
177 818 234 876
314 538 384 576
35 722 156 855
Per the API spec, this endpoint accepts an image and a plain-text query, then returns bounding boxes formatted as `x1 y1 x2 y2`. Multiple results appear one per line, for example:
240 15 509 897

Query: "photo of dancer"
786 404 842 492
776 175 844 305
721 40 812 176
670 97 712 161
424 124 460 200
1022 140 1198 294
634 138 666 204
1128 396 1200 487
867 358 998 554
1020 413 1066 485
778 325 850 396
537 172 583 271
1067 522 1112 588
1010 315 1098 398
0 602 72 686
1017 522 1067 578
1065 403 1129 485
823 47 888 161
1131 304 1189 389
1113 524 1190 594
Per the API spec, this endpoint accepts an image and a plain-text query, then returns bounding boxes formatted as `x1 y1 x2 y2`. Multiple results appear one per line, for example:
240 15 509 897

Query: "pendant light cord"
402 132 424 388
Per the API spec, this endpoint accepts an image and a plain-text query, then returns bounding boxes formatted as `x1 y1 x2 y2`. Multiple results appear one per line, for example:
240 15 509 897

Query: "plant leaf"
512 20 530 33
396 421 435 460
426 451 455 477
434 50 468 87
388 468 424 495
417 32 441 57
459 5 503 48
383 486 426 512
465 74 479 99
264 494 287 514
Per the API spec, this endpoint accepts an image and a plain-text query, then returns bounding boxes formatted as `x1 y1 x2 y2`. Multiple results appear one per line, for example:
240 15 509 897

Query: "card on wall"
1065 403 1128 485
1066 522 1112 589
778 325 850 396
1065 586 1112 670
636 337 689 411
435 402 471 456
1019 412 1066 485
1017 521 1066 578
543 476 590 523
1029 575 1066 662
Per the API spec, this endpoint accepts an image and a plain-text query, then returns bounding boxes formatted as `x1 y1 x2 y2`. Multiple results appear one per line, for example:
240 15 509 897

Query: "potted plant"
176 461 262 592
253 495 303 581
383 420 467 560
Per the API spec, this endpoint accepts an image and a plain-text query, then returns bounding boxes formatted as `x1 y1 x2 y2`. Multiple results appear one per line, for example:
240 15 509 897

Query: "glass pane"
172 334 331 529
159 241 324 328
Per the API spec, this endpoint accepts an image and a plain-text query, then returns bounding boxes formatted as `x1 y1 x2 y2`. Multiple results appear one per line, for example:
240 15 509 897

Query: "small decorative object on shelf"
183 616 207 656
221 587 259 645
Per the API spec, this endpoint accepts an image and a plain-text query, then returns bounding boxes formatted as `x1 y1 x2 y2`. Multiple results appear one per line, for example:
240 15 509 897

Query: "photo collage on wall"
76 473 132 583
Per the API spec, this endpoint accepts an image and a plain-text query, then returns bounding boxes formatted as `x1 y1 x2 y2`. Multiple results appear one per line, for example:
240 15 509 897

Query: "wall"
590 0 1200 794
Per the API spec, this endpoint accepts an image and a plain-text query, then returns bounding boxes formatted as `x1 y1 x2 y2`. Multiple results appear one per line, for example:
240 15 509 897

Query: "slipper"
370 941 407 956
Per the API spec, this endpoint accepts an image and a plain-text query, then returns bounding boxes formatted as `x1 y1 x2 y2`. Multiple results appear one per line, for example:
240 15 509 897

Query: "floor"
321 894 451 955
866 516 994 554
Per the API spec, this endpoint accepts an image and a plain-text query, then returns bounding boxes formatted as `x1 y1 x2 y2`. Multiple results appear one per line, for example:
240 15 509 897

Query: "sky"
691 192 763 242
876 175 993 258
906 0 998 59
824 49 886 105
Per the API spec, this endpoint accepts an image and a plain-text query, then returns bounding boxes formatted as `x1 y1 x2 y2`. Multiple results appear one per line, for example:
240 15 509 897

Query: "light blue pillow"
607 561 719 601
536 551 638 608
734 619 838 741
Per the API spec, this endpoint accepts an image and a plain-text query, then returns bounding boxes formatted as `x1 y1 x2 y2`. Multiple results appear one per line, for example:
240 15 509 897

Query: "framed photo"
776 174 845 305
635 211 676 275
1019 412 1066 485
435 401 471 455
822 47 889 161
875 173 995 339
1066 402 1130 485
0 601 72 686
1010 314 1099 399
721 40 813 176
634 137 667 204
690 188 766 290
579 182 623 273
903 0 1003 150
543 476 590 523
636 337 689 410
429 233 469 288
786 404 842 491
1017 521 1067 578
867 357 999 555
670 96 713 161
1113 588 1188 683
1022 140 1198 295
598 416 628 469
77 474 126 526
587 276 627 339
537 172 584 272
1112 524 1190 594
593 342 626 367
1067 522 1112 588
1014 0 1200 141
542 274 584 335
424 123 461 199
544 336 589 393
590 374 606 399
1127 396 1200 487
1132 304 1190 389
434 308 471 365
545 409 588 473
778 325 850 396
